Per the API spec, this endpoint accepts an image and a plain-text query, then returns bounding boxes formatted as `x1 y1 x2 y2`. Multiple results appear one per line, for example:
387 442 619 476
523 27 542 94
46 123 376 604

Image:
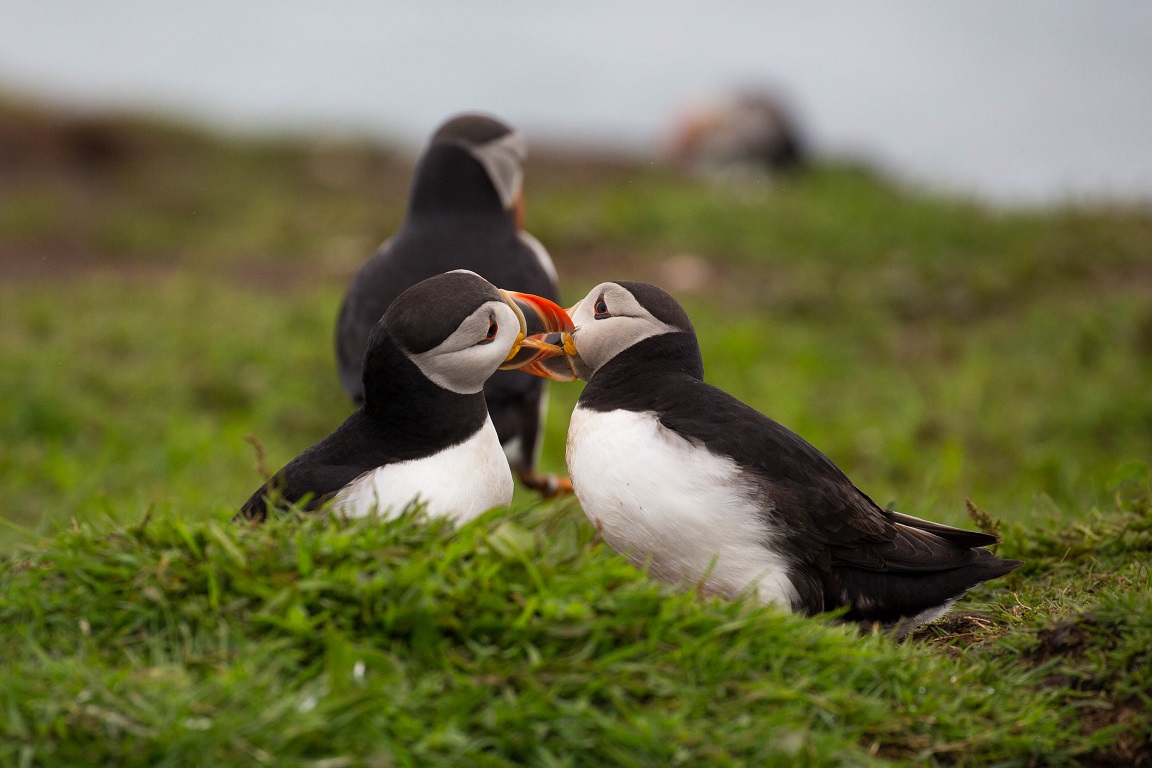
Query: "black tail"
886 509 1002 548
829 551 1023 625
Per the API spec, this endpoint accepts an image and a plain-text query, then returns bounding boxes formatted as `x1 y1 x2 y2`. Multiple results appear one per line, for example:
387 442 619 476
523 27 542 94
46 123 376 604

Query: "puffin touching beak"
515 329 579 381
498 290 575 372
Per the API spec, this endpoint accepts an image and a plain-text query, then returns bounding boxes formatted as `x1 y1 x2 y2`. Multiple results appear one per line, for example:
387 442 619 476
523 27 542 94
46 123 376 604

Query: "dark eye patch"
593 294 610 319
479 318 498 345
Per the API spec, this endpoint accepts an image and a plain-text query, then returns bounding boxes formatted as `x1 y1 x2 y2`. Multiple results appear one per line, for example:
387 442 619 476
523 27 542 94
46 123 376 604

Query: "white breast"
567 405 799 608
333 416 513 524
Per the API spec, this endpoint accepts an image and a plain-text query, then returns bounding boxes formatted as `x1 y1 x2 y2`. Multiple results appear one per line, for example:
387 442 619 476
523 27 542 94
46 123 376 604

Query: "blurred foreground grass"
1 98 1150 764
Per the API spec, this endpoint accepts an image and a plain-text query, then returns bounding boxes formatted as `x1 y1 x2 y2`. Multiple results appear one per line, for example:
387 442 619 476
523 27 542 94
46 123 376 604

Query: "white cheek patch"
409 302 521 394
570 285 681 377
411 345 499 394
471 132 527 209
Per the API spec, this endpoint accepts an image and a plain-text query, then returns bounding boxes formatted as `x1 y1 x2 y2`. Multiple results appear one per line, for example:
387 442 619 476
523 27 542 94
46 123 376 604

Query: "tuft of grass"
964 499 1001 541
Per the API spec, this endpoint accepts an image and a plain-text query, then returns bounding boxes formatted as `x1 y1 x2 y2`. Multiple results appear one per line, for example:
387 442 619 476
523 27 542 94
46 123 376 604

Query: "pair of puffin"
239 114 1019 633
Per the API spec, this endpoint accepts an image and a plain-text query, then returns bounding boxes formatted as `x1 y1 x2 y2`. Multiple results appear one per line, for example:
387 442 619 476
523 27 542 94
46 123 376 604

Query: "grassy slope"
1 100 1150 764
1 495 1149 766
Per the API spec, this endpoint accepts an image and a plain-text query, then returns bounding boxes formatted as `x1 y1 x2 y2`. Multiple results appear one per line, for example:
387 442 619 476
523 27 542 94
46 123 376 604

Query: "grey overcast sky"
2 0 1151 202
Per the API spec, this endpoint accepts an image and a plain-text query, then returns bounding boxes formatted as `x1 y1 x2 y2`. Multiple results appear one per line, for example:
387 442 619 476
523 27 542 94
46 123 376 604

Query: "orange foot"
519 471 574 499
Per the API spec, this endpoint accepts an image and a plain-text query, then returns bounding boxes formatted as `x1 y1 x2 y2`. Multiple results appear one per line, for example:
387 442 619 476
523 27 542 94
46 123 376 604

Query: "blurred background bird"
667 89 806 178
334 113 569 496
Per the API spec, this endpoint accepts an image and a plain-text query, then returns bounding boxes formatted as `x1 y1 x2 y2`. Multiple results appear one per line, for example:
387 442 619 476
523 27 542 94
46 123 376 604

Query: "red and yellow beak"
519 330 579 381
498 290 576 377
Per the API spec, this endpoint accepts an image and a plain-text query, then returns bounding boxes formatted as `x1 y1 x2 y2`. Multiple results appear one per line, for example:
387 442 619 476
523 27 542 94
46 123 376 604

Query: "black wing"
335 236 401 403
653 375 998 573
336 224 559 404
237 411 392 522
655 376 1022 618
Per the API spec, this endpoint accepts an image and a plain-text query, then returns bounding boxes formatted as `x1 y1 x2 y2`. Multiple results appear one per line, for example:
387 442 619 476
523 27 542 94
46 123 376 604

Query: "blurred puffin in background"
668 89 806 178
336 113 568 495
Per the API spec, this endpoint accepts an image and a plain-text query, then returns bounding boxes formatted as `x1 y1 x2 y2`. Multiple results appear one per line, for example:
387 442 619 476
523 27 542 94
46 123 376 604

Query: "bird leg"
518 470 573 498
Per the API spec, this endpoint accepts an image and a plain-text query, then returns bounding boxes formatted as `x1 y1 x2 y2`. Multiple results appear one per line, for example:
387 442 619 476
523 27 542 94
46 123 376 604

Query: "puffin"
239 270 571 523
335 113 567 495
520 281 1022 634
668 90 806 177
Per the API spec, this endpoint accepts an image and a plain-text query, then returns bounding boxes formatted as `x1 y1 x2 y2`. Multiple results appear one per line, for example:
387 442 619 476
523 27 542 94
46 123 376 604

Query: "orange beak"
514 330 579 381
498 290 576 374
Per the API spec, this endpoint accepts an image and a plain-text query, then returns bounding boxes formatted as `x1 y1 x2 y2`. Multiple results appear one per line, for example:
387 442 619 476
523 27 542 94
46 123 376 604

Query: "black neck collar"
578 332 704 412
408 143 510 223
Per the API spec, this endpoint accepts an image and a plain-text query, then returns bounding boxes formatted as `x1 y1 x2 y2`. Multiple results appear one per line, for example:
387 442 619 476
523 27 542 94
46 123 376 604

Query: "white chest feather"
333 416 513 524
567 405 798 608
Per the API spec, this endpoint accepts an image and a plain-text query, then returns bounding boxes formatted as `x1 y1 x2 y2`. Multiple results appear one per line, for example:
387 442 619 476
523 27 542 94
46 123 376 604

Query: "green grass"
1 488 1149 766
1 98 1151 764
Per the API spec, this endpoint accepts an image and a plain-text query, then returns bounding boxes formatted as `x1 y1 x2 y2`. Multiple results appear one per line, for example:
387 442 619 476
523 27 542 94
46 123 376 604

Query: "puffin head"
412 113 529 228
369 270 571 396
515 281 697 382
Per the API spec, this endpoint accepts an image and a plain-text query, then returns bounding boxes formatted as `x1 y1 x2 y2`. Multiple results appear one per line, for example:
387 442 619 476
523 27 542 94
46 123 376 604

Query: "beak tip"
496 289 577 378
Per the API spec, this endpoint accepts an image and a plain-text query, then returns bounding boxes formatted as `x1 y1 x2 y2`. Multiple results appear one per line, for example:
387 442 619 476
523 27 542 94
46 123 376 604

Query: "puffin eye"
479 320 498 344
593 294 610 319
